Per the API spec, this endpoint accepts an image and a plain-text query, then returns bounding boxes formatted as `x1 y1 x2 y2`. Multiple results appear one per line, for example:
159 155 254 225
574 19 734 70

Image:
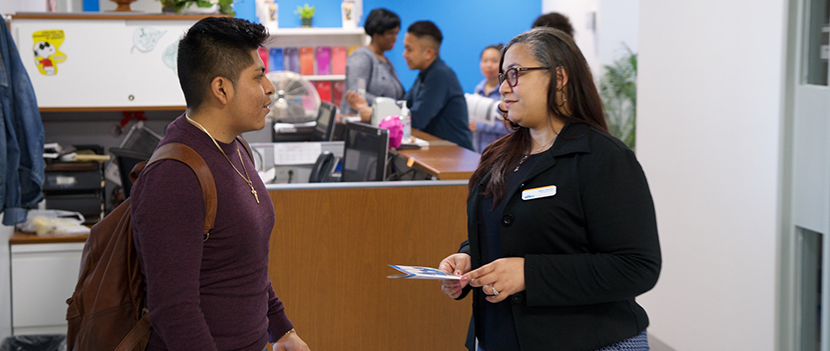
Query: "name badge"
522 185 557 201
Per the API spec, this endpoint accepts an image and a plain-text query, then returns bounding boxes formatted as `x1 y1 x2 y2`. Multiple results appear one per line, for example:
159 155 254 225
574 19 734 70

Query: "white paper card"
387 265 462 280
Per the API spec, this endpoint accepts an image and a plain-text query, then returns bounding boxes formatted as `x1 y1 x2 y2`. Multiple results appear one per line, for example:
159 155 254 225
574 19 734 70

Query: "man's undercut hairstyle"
407 21 443 49
177 17 268 109
364 8 401 37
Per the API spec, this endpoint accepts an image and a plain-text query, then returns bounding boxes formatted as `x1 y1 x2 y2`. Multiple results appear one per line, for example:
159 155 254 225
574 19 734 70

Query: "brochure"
387 265 462 280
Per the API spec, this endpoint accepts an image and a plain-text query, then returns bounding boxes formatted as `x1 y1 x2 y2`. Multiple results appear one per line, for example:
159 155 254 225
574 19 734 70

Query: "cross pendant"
252 188 260 204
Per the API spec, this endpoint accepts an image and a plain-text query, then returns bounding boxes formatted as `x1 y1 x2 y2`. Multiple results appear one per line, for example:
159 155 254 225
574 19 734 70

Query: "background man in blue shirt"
346 21 473 150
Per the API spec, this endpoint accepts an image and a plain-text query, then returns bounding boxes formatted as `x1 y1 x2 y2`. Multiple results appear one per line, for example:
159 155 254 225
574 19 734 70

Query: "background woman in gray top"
341 8 405 117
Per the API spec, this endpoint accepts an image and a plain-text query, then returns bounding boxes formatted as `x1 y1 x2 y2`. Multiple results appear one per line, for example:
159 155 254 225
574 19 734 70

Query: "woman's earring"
557 91 567 108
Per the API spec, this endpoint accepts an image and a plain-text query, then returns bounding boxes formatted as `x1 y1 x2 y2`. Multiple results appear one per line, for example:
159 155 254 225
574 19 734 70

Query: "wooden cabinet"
266 183 471 351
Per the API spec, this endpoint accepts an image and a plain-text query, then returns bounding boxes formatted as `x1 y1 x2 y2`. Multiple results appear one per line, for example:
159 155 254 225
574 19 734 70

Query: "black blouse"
476 153 542 351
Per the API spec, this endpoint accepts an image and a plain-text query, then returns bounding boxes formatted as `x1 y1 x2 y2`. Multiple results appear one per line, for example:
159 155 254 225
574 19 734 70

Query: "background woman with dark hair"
437 27 660 351
341 8 404 116
469 44 510 153
531 12 574 37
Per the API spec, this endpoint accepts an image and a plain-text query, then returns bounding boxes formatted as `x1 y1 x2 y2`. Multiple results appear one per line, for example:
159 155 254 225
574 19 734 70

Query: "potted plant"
157 0 235 16
110 0 137 12
599 45 637 151
295 3 316 27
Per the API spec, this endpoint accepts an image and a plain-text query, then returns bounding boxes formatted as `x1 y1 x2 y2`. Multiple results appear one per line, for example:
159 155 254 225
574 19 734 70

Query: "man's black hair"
407 21 443 47
177 17 268 109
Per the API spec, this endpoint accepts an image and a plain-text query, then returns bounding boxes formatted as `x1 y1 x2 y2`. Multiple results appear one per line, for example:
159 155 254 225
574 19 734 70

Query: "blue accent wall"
235 0 257 23
238 0 541 93
82 0 99 11
366 0 541 93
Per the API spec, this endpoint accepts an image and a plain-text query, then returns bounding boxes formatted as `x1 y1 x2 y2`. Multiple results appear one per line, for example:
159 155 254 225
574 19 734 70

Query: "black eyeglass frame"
498 66 551 87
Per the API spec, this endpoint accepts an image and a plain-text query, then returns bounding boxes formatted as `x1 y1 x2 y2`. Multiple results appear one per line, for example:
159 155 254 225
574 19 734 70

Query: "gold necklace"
514 133 558 172
186 115 259 204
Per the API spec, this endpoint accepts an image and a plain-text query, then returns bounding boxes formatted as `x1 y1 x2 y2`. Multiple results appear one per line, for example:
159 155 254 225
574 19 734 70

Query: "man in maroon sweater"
131 17 311 351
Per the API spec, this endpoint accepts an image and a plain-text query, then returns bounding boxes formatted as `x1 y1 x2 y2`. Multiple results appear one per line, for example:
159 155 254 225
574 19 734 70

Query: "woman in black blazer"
438 27 661 351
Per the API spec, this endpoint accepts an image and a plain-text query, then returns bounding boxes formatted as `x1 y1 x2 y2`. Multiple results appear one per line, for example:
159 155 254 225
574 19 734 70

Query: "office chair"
109 148 152 197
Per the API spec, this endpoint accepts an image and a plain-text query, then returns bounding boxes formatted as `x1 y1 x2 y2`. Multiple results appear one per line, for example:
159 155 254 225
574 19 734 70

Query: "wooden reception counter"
7 130 479 347
396 130 481 180
266 180 471 350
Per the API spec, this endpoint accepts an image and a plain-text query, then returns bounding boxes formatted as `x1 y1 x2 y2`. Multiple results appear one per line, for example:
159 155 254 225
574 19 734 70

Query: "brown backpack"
65 143 217 351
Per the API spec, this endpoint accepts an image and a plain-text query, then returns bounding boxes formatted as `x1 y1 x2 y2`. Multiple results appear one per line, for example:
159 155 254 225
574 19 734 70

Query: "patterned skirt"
595 330 649 351
475 329 649 351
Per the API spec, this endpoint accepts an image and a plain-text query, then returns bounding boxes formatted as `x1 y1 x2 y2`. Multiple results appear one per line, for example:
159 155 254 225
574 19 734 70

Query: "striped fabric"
595 330 649 351
476 329 649 351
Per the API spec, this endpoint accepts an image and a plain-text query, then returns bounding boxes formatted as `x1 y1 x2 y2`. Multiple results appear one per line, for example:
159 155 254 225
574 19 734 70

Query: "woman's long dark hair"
469 27 607 205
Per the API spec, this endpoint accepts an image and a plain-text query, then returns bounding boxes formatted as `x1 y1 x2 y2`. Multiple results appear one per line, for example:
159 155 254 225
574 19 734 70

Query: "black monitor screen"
314 102 337 141
341 122 389 182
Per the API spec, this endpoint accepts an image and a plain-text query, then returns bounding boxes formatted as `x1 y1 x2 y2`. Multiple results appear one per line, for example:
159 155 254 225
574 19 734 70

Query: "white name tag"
522 185 557 201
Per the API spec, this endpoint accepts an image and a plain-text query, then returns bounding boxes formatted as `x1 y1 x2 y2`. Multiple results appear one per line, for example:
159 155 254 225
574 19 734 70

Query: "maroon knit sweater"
131 115 293 351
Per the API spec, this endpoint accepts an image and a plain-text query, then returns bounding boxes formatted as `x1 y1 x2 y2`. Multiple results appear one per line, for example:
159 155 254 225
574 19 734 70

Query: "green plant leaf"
294 3 316 18
599 43 638 151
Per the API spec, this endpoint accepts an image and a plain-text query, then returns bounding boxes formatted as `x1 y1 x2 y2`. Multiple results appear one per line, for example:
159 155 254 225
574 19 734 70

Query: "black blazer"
458 123 661 351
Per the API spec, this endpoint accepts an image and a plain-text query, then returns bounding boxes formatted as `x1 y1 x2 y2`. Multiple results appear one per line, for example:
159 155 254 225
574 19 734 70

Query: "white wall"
1 0 83 15
0 1 46 15
543 0 639 75
636 1 787 350
596 0 638 68
98 0 160 12
542 0 600 74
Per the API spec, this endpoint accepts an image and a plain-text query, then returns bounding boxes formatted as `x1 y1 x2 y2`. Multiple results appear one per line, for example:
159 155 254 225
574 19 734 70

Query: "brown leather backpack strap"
114 314 151 351
145 143 217 236
129 161 148 184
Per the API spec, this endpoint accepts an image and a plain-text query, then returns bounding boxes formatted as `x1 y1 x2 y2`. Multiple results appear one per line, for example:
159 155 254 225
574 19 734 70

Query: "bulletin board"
10 15 201 109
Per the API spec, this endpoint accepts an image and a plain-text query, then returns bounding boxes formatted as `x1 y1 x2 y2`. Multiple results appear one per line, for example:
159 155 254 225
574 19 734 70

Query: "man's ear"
210 76 234 105
430 47 439 60
555 67 569 90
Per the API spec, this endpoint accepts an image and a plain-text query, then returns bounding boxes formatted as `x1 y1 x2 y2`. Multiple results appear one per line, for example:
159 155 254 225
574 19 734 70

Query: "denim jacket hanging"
0 21 46 225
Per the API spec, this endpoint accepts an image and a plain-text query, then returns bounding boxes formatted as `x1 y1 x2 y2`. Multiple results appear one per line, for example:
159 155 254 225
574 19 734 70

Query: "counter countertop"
10 231 89 245
396 130 480 180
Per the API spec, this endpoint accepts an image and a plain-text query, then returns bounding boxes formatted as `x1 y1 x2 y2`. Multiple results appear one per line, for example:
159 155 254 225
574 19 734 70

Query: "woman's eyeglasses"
498 67 550 88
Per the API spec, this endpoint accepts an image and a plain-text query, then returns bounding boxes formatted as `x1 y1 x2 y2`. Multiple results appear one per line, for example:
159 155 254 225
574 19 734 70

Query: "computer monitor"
341 122 389 182
313 102 337 141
